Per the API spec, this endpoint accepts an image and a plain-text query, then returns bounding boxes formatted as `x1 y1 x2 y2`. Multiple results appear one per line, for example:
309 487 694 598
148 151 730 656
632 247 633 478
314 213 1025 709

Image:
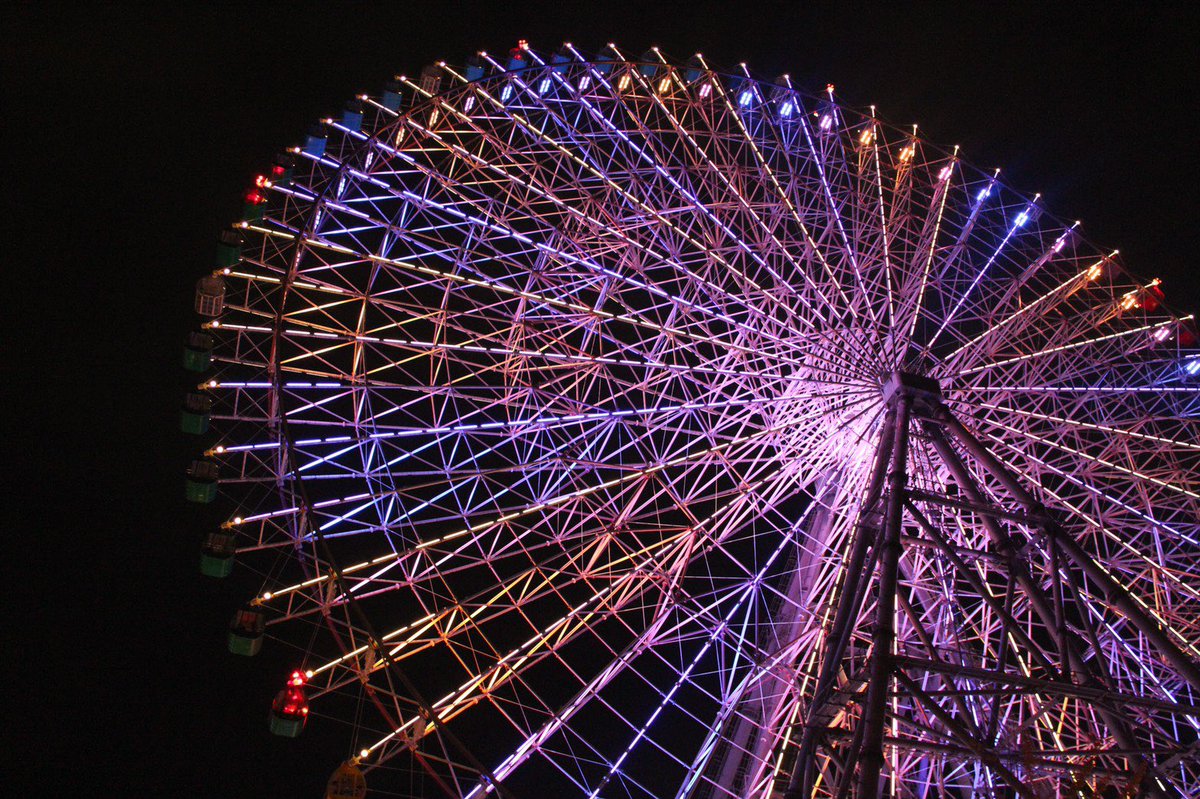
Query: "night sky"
8 3 1198 796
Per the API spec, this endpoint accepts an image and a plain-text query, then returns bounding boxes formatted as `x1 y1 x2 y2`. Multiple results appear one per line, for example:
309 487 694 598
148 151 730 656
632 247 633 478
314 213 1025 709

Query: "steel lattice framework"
189 43 1200 798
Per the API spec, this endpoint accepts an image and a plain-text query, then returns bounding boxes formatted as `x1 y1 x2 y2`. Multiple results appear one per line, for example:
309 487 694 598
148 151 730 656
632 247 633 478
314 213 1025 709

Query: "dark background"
6 2 1197 796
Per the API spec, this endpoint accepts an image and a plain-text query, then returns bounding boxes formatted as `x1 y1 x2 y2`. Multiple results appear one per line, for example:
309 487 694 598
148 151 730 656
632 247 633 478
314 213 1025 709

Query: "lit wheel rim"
192 43 1200 797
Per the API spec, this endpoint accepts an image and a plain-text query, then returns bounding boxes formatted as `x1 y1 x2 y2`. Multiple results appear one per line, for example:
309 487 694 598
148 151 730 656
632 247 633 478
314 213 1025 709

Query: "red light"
1143 284 1165 312
271 165 286 177
245 188 266 205
273 679 310 719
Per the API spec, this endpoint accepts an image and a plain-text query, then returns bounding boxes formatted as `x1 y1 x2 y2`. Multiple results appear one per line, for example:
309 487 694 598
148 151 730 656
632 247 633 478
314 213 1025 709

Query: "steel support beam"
777 376 1189 798
940 410 1200 695
785 408 897 799
932 412 1181 798
855 393 912 798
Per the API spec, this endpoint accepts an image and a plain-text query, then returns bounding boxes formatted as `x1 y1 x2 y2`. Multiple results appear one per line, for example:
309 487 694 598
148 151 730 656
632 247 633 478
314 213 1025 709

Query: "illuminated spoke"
189 43 1200 798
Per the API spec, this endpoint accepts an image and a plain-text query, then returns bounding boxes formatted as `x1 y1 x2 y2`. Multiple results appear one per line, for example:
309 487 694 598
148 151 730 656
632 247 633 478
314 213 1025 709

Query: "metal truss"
188 43 1200 797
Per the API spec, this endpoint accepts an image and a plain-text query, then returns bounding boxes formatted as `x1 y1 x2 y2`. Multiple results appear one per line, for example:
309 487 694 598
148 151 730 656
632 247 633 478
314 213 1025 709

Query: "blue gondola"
465 55 485 82
303 123 328 157
340 99 364 133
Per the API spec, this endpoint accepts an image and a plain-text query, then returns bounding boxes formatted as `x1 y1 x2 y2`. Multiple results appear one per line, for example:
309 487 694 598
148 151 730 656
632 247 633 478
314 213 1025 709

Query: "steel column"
855 393 912 798
786 408 897 799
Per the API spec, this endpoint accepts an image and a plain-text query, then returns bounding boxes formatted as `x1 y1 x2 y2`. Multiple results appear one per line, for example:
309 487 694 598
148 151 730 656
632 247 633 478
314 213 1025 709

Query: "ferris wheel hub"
880 371 942 409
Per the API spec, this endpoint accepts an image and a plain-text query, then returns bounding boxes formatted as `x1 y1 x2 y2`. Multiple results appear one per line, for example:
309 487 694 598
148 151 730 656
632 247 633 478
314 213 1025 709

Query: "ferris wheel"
182 41 1200 798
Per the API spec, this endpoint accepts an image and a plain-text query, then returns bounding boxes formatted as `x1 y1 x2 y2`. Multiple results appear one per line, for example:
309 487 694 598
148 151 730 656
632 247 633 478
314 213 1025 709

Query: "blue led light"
779 100 794 118
738 89 753 107
1014 210 1030 227
976 186 992 202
